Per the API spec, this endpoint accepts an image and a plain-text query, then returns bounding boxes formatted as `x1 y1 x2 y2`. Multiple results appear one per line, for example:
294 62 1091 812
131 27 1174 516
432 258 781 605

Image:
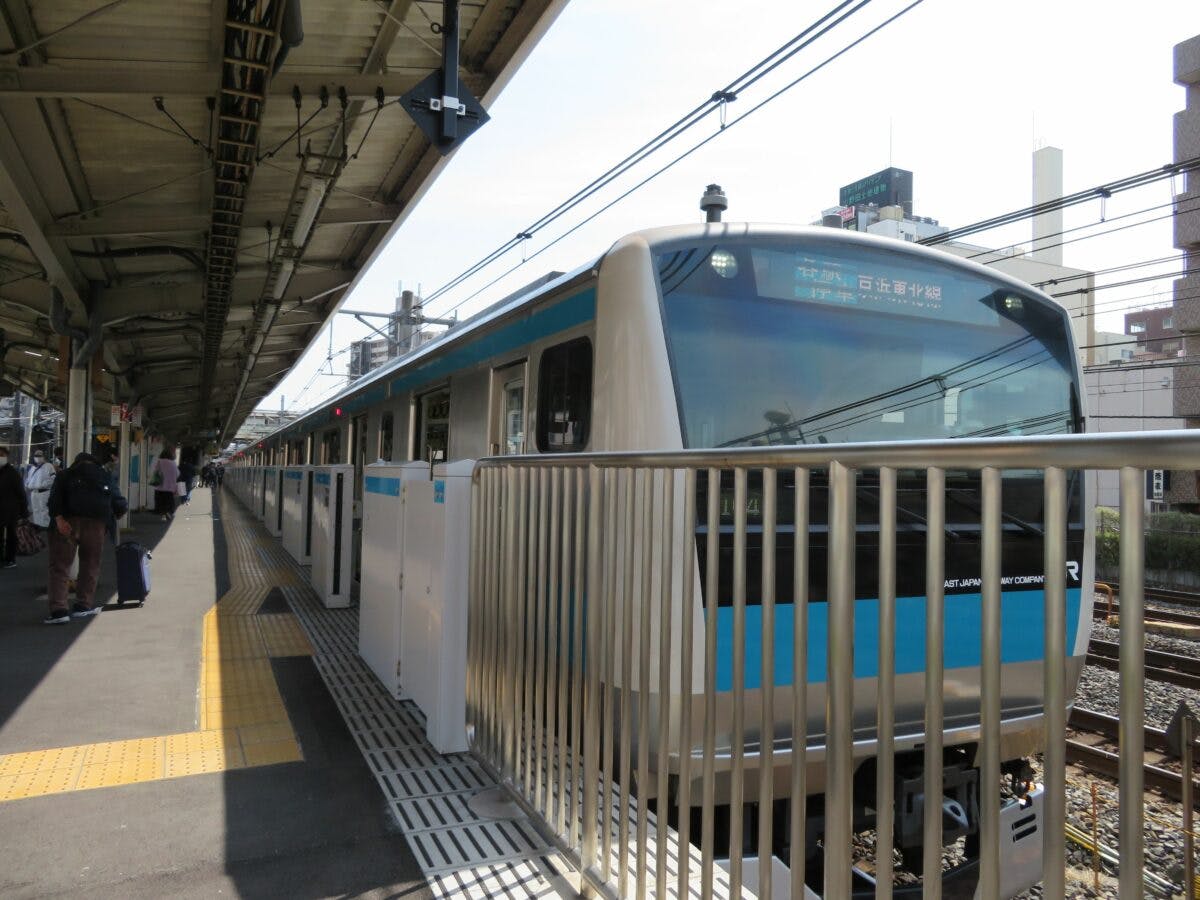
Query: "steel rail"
1090 637 1200 670
1093 604 1200 628
1065 739 1200 809
1103 582 1200 609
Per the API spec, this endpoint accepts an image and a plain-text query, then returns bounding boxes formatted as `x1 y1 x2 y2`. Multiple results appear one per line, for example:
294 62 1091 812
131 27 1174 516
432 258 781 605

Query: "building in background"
1086 359 1183 509
1169 33 1200 511
232 409 301 451
347 287 453 381
818 155 1097 368
1125 305 1183 356
0 392 60 462
1093 330 1135 365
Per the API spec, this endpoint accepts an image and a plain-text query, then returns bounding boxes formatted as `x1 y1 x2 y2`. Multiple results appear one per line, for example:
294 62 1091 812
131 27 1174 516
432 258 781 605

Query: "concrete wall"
1086 360 1182 509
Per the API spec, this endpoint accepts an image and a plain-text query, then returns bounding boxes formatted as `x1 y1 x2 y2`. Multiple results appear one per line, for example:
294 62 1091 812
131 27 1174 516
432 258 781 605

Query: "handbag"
15 518 46 556
176 481 187 497
150 466 163 487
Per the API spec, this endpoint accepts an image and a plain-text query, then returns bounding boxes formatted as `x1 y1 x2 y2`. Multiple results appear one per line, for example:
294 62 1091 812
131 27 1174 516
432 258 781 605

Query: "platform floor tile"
0 496 305 804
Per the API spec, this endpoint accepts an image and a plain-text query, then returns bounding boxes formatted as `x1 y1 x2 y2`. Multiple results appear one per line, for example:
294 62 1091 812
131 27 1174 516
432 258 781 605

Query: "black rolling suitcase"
115 541 152 606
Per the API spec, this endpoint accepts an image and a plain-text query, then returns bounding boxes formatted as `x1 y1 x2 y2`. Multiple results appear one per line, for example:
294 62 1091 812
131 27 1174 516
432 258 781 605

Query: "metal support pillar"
66 364 89 462
118 418 130 527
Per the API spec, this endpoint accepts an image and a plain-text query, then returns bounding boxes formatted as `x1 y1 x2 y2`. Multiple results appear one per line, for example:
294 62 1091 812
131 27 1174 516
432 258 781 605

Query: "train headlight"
710 248 738 278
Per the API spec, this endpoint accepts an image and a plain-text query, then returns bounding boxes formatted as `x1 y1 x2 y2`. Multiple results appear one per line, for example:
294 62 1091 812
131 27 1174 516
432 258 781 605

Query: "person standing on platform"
0 445 30 569
44 452 120 623
152 446 179 521
24 449 55 533
178 455 196 506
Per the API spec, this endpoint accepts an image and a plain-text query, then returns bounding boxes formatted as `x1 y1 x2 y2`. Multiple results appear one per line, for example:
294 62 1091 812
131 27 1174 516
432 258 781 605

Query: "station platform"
0 488 574 899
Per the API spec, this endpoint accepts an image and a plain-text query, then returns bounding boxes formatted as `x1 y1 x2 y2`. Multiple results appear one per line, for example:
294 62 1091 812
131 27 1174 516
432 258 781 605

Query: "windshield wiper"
856 486 961 541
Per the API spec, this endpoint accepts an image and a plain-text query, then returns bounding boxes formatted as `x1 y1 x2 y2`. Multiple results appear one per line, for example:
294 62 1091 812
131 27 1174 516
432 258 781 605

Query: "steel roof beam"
46 205 401 238
0 108 87 316
98 268 352 323
0 68 422 100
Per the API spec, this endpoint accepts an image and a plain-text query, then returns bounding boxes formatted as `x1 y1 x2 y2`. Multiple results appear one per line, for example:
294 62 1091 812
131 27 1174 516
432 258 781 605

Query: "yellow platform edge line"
0 500 307 803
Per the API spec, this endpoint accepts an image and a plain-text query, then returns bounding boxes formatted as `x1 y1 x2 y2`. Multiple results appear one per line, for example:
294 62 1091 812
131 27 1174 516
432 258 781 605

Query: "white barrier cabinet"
281 466 314 565
263 466 283 537
358 461 429 698
400 459 473 754
311 464 354 608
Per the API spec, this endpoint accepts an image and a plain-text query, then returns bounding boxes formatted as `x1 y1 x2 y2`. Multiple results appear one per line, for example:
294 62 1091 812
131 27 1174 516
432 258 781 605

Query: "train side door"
489 361 527 456
350 413 368 587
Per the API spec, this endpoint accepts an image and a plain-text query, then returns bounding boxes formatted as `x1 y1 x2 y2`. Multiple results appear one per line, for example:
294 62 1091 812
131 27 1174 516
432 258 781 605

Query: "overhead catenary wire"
920 154 1200 247
422 0 883 307
262 1 928 425
963 196 1186 262
967 196 1200 270
427 0 929 324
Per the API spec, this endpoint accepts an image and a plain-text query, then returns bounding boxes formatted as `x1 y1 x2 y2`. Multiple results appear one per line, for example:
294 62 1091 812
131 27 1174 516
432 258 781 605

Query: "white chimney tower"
1032 146 1063 265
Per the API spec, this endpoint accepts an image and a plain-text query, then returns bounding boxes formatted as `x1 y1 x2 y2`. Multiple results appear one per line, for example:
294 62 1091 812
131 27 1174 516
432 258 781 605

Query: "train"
235 221 1093 892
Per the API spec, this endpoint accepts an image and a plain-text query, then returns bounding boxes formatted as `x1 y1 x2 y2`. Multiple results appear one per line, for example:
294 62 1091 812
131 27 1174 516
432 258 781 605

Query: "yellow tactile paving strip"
0 495 311 803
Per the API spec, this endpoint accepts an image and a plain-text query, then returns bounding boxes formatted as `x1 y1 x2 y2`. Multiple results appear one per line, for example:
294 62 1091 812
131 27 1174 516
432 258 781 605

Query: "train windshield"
655 239 1081 448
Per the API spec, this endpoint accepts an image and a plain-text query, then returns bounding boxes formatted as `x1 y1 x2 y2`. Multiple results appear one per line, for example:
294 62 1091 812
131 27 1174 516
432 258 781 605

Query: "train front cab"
584 225 1093 892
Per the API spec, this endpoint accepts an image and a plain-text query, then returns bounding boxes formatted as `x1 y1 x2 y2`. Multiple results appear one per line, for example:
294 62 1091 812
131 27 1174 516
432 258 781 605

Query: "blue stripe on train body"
714 587 1083 690
388 288 596 397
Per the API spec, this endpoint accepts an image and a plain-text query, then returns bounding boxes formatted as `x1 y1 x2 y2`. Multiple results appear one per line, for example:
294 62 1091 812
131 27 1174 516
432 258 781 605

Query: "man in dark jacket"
0 444 30 568
44 452 125 624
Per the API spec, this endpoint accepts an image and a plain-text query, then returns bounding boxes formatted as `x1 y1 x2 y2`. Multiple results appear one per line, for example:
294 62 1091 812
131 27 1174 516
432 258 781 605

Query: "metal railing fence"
465 431 1200 899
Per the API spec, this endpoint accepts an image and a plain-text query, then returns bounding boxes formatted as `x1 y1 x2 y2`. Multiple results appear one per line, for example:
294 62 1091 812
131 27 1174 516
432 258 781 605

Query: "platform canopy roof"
0 0 563 447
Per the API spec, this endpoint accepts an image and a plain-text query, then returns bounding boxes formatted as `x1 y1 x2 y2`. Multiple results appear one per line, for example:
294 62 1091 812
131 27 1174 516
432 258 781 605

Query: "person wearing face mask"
24 448 55 532
0 445 30 568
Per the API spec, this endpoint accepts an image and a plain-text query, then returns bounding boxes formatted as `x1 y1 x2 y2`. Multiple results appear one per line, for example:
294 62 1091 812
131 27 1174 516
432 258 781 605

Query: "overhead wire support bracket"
351 87 388 160
338 86 350 161
258 85 329 163
153 96 213 156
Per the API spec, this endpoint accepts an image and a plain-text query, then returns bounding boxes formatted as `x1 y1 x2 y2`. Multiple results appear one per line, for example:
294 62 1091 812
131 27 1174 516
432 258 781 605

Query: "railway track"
1066 707 1200 808
1086 638 1200 690
1102 581 1200 607
1091 601 1200 629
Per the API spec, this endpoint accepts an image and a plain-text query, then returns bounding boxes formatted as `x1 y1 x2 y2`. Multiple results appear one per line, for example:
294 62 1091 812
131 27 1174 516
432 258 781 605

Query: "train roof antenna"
700 184 727 223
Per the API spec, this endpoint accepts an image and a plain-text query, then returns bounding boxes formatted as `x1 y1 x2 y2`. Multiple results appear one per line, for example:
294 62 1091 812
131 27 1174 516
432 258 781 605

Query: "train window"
536 337 592 452
503 380 525 454
414 388 450 463
379 412 394 461
322 428 340 464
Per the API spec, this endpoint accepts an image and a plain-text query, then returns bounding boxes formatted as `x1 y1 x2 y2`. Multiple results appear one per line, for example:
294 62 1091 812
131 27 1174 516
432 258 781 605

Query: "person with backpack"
0 445 30 569
44 452 126 624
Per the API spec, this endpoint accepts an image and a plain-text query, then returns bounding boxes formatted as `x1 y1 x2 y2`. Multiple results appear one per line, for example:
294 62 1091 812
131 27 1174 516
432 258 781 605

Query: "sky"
263 0 1200 415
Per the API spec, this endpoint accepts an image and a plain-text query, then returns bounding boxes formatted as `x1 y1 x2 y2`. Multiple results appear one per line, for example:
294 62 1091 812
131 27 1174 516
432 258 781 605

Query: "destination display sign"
752 245 1003 328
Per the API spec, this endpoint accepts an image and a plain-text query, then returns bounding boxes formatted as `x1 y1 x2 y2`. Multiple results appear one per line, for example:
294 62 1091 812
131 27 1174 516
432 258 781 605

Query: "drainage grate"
408 818 550 874
249 511 571 898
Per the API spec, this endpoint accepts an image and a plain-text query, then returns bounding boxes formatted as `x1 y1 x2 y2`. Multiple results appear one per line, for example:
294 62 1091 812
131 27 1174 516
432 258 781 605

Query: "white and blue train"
240 221 1092 888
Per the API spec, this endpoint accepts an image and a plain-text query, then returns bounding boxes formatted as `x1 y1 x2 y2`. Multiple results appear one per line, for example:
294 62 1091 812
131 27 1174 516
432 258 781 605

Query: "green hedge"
1095 507 1200 572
